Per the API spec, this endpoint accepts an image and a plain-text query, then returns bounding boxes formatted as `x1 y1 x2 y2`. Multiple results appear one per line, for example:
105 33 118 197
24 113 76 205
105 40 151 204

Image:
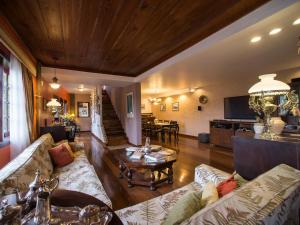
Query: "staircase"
102 91 128 146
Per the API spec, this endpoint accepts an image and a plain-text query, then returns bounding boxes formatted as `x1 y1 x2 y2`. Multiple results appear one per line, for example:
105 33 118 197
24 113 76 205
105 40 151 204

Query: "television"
224 95 256 120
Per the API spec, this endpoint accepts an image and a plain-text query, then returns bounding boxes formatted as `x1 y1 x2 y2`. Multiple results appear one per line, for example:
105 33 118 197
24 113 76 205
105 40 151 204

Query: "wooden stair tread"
102 90 128 146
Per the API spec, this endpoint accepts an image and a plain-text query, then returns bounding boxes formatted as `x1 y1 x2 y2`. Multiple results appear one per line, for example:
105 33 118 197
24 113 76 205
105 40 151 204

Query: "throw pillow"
48 144 74 167
217 176 237 197
201 182 219 206
162 191 203 225
233 173 248 187
63 142 75 157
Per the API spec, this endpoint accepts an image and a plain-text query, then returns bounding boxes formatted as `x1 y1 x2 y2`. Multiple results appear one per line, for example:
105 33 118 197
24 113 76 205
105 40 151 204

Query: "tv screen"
224 95 256 120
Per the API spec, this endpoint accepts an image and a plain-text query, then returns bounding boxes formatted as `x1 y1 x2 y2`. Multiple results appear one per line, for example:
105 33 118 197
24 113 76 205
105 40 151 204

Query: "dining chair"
169 121 179 139
144 121 153 137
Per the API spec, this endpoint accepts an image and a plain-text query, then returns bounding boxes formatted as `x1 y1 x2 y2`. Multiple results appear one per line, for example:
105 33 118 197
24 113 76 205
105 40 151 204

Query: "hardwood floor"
77 132 234 210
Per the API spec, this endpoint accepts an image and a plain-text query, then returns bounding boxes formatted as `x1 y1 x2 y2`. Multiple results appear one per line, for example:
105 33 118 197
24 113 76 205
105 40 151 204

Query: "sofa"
0 133 112 208
116 163 300 225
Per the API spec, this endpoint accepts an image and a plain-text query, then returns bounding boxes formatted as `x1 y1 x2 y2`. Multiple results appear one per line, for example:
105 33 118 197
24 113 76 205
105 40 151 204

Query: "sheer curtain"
9 55 30 159
22 65 34 142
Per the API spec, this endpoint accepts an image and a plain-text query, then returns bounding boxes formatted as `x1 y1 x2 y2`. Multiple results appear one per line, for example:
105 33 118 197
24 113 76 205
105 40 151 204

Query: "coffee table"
119 149 177 191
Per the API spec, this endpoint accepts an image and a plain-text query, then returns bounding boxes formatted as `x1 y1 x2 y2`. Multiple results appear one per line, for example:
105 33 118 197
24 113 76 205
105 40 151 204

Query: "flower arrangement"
60 113 75 123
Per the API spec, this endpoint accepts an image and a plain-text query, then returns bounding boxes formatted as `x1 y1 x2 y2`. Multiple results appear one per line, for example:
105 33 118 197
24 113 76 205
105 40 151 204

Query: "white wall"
75 94 91 131
141 94 152 114
91 85 107 143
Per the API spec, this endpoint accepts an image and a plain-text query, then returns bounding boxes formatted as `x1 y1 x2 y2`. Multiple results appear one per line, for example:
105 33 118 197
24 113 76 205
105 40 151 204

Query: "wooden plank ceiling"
0 0 268 77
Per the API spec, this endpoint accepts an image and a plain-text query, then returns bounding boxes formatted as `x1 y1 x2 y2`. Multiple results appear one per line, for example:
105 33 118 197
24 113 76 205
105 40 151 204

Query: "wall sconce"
148 98 162 105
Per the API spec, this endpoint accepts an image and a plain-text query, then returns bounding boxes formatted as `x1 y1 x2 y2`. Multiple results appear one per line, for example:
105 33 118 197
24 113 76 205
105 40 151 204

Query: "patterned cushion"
52 150 112 208
0 133 54 194
116 182 203 225
182 164 300 225
194 164 231 186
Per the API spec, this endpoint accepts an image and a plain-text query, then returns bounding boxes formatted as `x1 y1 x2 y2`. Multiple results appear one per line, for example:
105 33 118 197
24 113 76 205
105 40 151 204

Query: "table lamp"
46 98 61 124
248 74 298 139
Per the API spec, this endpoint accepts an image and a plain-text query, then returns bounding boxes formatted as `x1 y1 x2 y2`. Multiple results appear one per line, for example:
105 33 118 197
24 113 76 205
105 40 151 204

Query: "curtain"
22 65 34 142
9 55 30 159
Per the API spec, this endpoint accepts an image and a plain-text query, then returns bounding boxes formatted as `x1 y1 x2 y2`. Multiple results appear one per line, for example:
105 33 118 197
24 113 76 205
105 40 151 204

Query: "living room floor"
77 132 234 210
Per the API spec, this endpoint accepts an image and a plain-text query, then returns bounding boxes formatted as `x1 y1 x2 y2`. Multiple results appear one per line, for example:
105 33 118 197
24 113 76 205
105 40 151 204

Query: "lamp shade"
248 74 290 96
46 98 61 107
50 76 61 89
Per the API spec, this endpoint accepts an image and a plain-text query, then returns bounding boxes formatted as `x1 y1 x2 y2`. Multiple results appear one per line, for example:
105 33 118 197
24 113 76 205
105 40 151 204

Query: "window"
0 55 10 142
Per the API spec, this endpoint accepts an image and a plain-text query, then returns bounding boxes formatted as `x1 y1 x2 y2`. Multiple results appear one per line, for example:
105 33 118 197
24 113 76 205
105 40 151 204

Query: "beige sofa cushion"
0 133 54 193
52 150 112 208
182 164 300 225
116 182 203 225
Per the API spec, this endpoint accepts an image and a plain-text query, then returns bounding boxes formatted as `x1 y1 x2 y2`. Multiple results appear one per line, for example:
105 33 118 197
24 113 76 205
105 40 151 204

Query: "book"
130 151 144 160
144 152 166 162
126 147 140 152
159 149 175 156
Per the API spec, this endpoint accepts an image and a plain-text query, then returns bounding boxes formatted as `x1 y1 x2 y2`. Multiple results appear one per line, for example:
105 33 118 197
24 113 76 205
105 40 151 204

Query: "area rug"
106 144 133 151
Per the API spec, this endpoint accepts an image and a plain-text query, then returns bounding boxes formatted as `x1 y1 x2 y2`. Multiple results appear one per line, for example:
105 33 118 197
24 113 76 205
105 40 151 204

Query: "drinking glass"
145 137 150 148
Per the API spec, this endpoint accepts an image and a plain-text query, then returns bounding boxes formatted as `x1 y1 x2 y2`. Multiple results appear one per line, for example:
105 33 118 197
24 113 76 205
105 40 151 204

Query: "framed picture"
77 102 90 118
172 102 179 111
127 92 134 118
160 103 166 111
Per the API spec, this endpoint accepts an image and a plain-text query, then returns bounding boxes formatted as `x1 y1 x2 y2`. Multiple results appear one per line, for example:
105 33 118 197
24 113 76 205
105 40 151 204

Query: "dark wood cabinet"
232 135 300 180
209 120 254 149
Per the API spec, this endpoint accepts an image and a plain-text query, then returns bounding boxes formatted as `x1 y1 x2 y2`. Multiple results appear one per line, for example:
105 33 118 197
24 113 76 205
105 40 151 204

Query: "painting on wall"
160 103 166 111
172 102 179 111
127 92 134 118
78 102 90 118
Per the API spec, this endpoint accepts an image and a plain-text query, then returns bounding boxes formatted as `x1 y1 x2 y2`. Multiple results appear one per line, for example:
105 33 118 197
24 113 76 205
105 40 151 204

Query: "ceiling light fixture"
293 18 300 25
78 85 85 92
49 76 61 89
269 28 282 35
49 57 61 89
250 36 262 43
148 98 162 105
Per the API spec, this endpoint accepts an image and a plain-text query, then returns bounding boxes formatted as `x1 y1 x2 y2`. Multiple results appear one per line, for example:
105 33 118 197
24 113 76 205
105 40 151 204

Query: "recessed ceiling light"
269 28 282 35
293 18 300 25
250 36 262 43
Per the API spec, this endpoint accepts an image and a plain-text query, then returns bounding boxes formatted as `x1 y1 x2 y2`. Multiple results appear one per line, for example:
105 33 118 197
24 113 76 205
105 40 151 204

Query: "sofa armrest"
194 164 231 186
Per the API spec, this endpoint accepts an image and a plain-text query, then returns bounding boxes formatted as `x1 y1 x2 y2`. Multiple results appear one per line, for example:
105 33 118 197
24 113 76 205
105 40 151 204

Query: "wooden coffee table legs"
119 162 175 191
127 169 133 188
167 166 173 184
150 170 156 191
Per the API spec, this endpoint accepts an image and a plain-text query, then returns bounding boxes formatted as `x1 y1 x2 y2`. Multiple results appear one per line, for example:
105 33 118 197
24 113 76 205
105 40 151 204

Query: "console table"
210 120 254 149
232 135 300 180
